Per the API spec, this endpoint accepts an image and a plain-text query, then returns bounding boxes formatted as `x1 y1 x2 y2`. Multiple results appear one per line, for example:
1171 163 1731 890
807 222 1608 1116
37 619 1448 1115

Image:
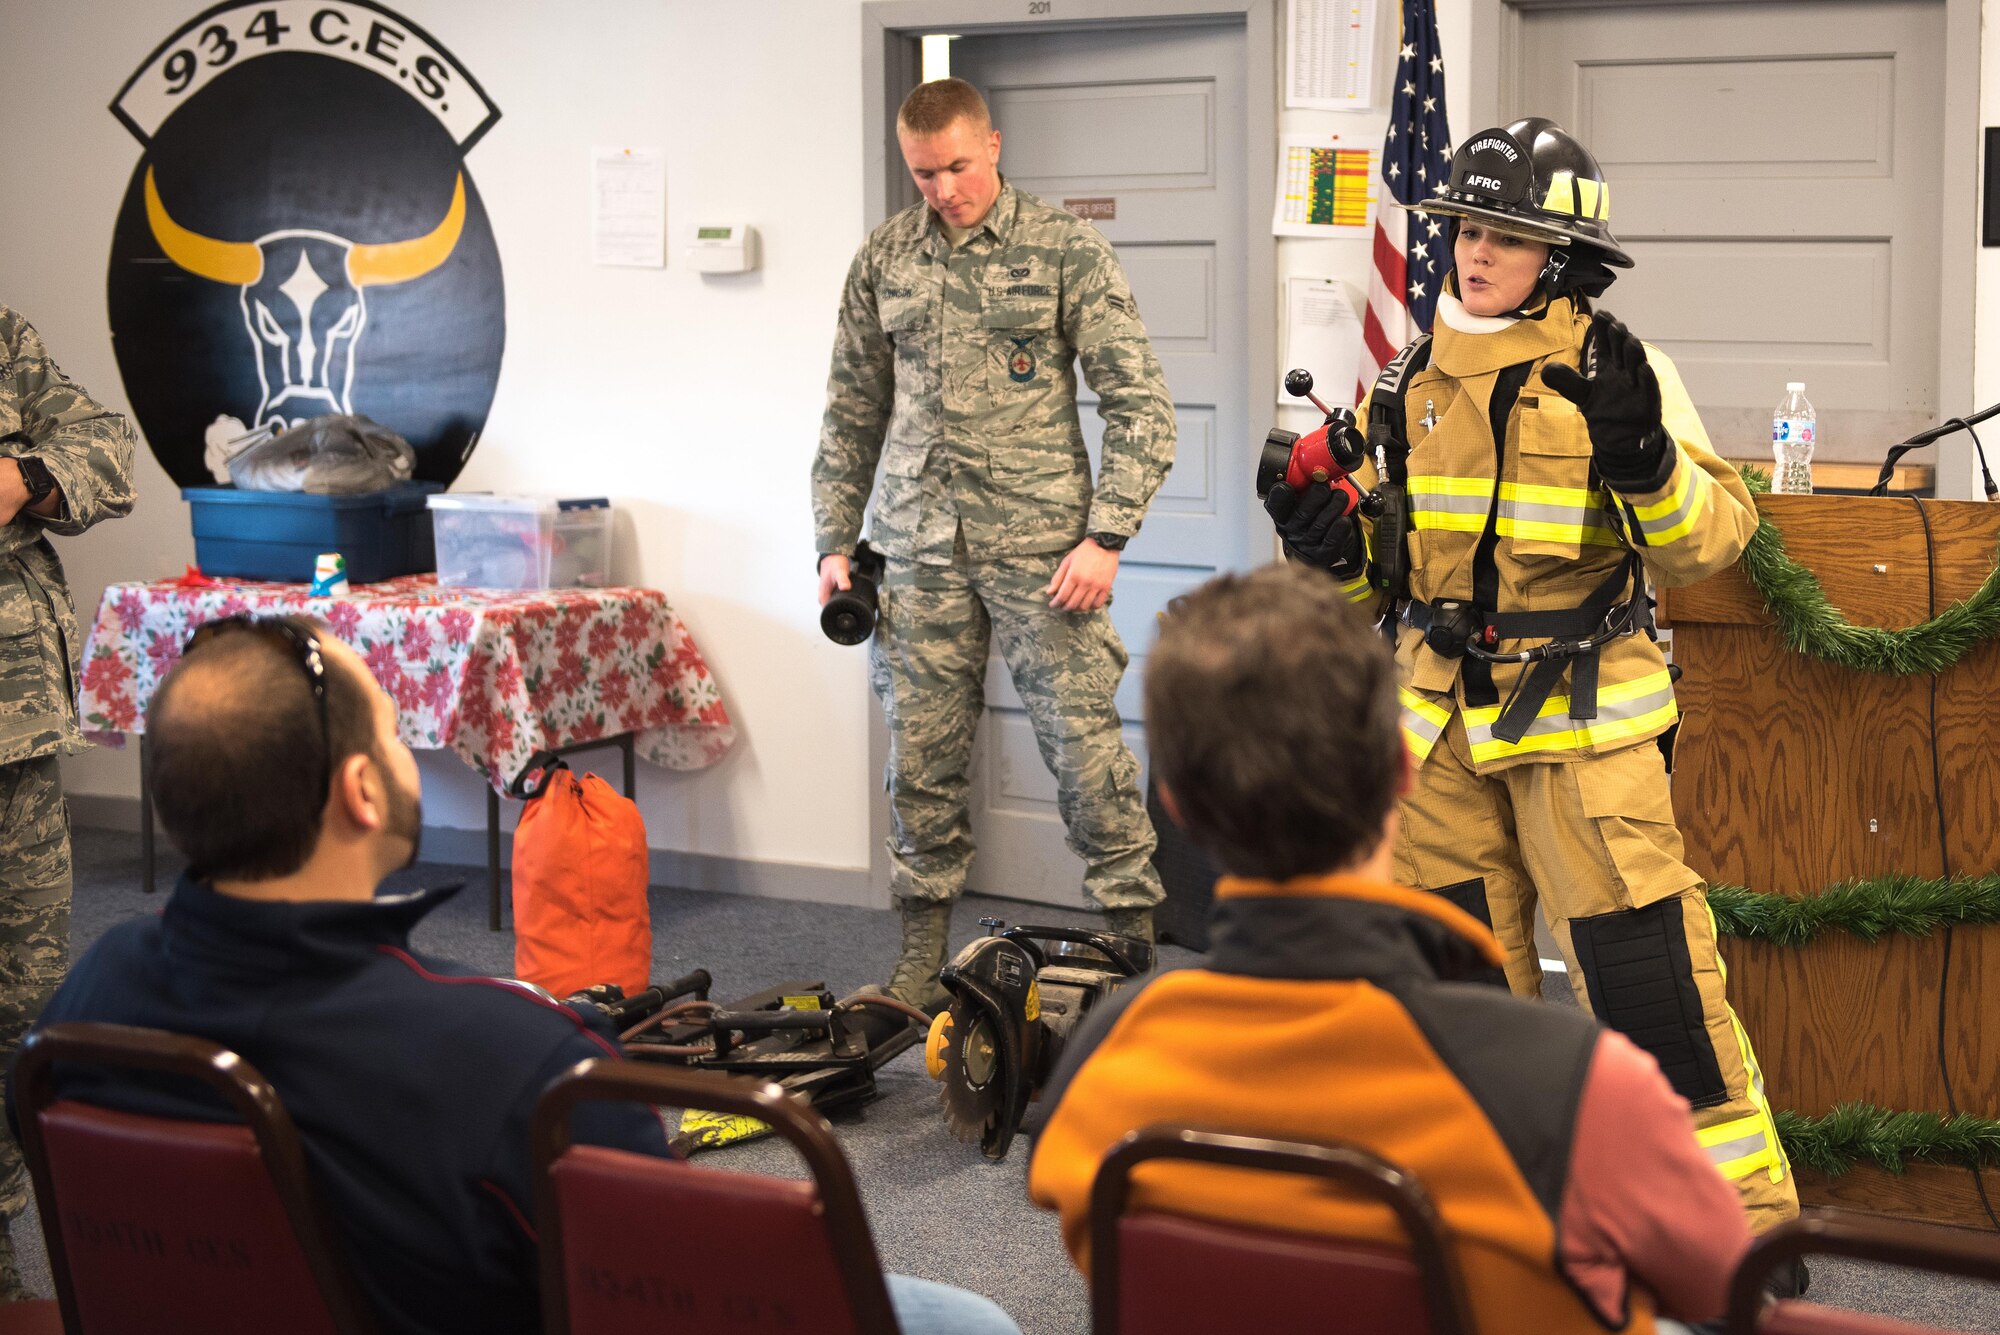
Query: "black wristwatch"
1087 531 1128 551
14 457 57 508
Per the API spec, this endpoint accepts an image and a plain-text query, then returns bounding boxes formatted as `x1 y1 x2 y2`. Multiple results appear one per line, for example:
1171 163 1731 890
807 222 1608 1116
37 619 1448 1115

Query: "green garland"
1776 1103 2000 1176
1699 475 2000 1181
1707 876 2000 946
1733 464 2000 674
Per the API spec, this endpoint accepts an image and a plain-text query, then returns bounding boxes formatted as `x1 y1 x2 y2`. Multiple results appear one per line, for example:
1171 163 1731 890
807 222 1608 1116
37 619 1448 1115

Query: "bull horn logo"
143 167 470 439
143 167 466 288
144 167 262 285
348 175 466 287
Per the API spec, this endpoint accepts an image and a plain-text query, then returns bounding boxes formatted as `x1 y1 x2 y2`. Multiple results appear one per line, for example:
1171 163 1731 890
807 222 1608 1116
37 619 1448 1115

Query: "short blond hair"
897 78 991 137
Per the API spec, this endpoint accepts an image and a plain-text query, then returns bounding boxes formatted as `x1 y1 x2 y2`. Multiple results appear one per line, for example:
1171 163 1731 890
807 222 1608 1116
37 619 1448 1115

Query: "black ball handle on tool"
1285 368 1338 419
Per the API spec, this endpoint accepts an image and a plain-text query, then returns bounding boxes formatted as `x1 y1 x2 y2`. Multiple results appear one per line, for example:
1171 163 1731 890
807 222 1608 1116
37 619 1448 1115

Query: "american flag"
1357 0 1453 401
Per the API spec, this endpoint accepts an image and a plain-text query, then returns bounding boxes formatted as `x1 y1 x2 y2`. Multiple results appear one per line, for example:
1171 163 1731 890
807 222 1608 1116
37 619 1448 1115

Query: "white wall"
0 0 879 886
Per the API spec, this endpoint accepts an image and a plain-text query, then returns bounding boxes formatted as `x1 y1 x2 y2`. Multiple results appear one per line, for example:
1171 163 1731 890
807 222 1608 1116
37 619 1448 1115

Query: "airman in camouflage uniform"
814 80 1175 1009
0 305 138 1296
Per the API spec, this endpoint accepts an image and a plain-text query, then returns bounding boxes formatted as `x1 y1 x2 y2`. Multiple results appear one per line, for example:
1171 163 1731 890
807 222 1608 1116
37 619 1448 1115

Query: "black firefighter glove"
1541 312 1676 493
1264 480 1365 577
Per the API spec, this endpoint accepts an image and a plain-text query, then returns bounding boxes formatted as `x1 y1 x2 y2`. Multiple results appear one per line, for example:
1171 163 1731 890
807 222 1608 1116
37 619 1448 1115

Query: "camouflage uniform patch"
869 548 1161 910
0 305 139 770
0 755 70 1223
0 306 137 1234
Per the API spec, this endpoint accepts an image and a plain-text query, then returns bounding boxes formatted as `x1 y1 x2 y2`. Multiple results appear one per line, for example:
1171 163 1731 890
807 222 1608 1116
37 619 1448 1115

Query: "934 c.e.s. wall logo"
108 0 504 487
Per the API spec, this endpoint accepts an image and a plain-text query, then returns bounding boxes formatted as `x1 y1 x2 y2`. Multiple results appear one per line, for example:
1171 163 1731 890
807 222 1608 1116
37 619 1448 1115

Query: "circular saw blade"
936 1001 1004 1145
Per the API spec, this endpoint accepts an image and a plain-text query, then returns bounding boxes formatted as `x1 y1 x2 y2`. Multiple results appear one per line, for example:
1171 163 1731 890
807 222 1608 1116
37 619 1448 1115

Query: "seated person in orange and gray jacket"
1026 563 1754 1335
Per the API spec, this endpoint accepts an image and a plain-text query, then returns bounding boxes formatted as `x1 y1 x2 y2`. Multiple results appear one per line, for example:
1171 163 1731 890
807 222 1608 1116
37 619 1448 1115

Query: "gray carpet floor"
10 827 2000 1333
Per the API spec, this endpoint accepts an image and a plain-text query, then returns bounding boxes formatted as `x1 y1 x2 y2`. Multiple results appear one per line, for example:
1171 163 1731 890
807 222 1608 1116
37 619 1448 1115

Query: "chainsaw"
925 919 1152 1162
569 970 931 1154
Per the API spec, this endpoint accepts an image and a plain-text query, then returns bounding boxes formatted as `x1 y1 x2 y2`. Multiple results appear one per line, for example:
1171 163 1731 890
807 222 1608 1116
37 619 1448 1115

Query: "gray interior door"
1512 0 1945 464
948 20 1248 906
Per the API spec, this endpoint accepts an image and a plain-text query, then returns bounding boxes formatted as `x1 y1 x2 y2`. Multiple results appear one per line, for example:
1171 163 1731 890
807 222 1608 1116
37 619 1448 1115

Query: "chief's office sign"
108 1 506 488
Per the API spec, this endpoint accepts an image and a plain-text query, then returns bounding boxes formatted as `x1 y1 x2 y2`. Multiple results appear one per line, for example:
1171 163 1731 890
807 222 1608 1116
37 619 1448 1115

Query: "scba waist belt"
1400 597 1633 663
1400 572 1646 746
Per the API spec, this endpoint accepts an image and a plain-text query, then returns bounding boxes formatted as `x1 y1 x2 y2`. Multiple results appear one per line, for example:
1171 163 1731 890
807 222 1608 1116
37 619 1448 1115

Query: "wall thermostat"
687 223 759 274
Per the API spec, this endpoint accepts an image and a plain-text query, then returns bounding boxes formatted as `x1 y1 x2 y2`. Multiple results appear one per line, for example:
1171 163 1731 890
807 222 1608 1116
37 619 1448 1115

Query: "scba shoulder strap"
1367 333 1434 486
1361 334 1434 617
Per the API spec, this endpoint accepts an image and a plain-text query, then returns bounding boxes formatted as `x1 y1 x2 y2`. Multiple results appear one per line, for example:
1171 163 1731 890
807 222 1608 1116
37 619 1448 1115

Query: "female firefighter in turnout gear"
1266 119 1799 1231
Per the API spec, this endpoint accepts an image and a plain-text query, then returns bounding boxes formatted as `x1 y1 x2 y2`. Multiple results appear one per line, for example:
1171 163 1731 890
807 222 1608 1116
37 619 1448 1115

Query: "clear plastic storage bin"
426 495 612 590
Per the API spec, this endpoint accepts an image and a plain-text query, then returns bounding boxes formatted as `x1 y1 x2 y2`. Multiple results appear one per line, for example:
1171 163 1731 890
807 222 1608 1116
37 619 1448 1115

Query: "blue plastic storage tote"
181 482 445 584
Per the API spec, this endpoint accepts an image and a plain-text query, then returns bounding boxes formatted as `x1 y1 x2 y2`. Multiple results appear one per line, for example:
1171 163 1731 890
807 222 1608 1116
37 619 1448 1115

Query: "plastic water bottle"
1772 383 1816 494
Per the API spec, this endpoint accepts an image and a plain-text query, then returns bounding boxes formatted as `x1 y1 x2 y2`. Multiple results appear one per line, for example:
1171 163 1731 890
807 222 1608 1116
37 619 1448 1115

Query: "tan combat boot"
883 896 953 1014
1104 905 1156 946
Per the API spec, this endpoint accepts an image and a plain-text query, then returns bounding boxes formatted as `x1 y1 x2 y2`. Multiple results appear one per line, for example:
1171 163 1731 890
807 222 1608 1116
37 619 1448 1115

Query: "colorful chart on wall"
107 1 505 488
1273 136 1378 237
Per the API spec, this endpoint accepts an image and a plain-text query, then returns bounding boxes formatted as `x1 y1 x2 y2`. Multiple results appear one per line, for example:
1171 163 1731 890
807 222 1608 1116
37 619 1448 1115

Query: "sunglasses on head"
184 615 331 794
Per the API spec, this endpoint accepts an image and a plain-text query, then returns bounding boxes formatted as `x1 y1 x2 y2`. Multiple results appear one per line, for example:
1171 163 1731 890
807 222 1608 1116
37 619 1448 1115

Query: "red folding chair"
10 1021 378 1335
1726 1209 2000 1335
1089 1125 1477 1335
531 1059 901 1335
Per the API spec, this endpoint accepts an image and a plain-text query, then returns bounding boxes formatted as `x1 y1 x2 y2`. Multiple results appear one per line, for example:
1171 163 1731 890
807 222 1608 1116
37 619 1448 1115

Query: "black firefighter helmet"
1416 118 1632 271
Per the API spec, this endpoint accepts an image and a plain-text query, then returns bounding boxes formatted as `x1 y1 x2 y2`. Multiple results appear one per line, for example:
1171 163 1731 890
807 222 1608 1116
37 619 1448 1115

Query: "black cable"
1946 418 1999 502
1868 403 2000 496
1909 496 2000 1232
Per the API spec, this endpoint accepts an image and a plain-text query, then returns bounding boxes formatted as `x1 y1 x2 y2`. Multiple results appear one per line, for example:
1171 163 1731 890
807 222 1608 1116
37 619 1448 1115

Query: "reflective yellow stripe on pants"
1401 687 1451 764
1697 1049 1786 1184
1697 899 1791 1186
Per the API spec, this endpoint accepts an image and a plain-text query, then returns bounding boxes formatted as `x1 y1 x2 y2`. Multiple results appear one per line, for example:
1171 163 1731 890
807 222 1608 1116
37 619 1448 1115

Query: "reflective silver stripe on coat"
1632 465 1704 545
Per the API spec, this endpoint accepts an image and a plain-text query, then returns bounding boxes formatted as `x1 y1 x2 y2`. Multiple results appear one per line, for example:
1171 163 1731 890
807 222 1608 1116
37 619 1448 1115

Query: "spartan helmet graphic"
144 168 465 433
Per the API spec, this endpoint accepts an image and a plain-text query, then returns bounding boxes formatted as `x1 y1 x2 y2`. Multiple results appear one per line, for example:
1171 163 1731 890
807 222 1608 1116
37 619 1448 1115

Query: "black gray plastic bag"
222 414 416 494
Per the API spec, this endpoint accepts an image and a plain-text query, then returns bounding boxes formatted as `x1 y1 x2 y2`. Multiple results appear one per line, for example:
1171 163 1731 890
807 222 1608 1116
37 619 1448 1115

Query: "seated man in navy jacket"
11 616 1019 1335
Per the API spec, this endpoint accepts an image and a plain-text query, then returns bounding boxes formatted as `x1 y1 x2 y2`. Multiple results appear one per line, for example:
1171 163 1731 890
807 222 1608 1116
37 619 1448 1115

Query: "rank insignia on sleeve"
1008 336 1037 383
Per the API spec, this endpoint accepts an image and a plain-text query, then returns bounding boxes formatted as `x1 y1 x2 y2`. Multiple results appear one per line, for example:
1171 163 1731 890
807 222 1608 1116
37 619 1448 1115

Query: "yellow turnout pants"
1393 715 1799 1233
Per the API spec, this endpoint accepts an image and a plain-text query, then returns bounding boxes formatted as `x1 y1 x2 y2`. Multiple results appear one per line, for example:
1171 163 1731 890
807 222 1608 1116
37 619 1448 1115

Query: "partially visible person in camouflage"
0 305 138 1298
812 78 1176 1011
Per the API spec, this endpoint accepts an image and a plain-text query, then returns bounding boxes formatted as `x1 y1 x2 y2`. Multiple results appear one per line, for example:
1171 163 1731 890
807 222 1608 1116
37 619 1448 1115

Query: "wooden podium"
1657 494 2000 1230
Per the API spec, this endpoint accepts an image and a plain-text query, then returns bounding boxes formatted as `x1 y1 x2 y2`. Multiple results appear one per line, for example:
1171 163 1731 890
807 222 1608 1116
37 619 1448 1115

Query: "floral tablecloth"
78 574 735 789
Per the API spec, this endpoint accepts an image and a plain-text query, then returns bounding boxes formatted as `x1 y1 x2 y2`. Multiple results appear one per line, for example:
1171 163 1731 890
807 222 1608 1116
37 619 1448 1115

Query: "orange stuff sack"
512 767 652 998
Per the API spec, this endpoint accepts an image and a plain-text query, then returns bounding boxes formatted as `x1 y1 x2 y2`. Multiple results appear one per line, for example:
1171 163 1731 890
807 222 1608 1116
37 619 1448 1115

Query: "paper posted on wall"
1286 0 1378 110
1274 137 1378 237
1281 279 1363 408
592 147 667 267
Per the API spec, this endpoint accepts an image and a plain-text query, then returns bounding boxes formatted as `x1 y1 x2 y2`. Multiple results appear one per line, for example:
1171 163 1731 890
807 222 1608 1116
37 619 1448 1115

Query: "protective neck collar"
1436 290 1521 335
1431 287 1580 378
